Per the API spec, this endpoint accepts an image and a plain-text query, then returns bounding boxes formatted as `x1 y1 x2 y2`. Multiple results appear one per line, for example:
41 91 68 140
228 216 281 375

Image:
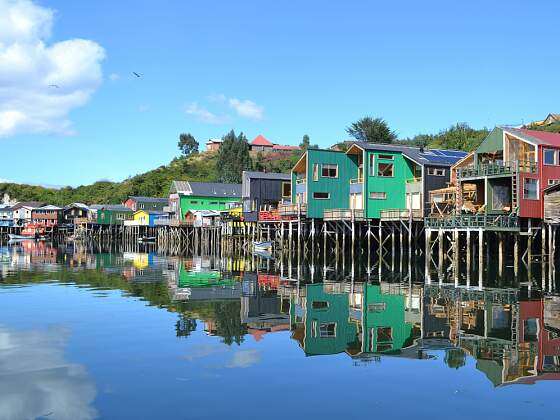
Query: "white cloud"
0 325 97 420
184 102 230 125
228 98 263 120
109 73 120 81
226 349 261 369
0 0 105 137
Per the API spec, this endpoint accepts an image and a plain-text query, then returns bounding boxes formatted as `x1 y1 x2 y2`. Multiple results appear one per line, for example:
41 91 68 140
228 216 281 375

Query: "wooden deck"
379 209 423 221
425 214 519 230
323 208 365 221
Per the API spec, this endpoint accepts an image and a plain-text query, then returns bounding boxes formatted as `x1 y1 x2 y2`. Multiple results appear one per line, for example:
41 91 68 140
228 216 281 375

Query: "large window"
282 182 291 198
378 162 394 177
321 164 338 178
313 192 330 200
544 148 559 165
319 322 336 338
312 301 329 310
523 178 538 200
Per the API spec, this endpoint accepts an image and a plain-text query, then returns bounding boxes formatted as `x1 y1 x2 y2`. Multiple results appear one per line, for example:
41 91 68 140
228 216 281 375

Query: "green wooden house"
344 143 467 219
169 181 242 221
291 149 358 219
96 205 133 225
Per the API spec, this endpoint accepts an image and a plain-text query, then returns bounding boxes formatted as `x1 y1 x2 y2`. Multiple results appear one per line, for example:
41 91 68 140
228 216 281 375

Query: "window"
209 201 218 205
377 163 394 177
378 154 394 160
321 164 338 178
313 192 330 200
190 200 198 204
368 303 386 312
319 322 336 338
312 301 329 310
139 203 145 209
523 178 538 200
544 148 558 165
312 163 319 181
549 179 560 186
282 182 291 198
428 167 445 176
376 327 393 342
369 192 387 200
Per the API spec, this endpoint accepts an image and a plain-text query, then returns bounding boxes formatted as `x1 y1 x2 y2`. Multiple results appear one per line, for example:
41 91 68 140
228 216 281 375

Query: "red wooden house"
453 126 560 226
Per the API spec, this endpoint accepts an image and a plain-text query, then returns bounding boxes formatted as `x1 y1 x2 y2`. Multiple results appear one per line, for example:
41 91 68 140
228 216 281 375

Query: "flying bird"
132 72 141 78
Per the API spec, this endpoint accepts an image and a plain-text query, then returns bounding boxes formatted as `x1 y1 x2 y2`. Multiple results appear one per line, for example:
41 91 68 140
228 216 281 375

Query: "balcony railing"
425 214 519 230
278 203 307 217
457 160 537 179
295 178 306 185
380 209 423 221
323 208 365 221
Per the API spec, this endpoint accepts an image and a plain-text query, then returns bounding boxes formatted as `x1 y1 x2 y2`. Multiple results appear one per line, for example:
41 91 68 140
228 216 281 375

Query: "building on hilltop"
249 135 301 153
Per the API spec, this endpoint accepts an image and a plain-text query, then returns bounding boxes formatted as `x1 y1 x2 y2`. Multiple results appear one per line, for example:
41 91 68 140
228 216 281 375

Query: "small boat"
138 236 156 243
253 241 273 251
8 224 46 241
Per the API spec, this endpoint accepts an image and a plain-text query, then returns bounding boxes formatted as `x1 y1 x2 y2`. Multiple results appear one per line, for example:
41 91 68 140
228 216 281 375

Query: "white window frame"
543 148 559 166
428 167 445 176
319 322 337 338
548 179 560 186
377 162 394 177
321 163 338 178
369 192 387 200
313 192 330 200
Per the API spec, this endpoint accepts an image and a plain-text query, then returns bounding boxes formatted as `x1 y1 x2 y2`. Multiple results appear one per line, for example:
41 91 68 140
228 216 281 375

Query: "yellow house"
133 210 150 225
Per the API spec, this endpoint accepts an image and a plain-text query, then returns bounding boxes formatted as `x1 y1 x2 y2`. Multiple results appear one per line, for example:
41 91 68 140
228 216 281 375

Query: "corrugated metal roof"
37 205 62 210
243 171 291 181
171 181 241 197
100 205 133 212
353 142 468 167
503 127 560 147
128 196 168 203
11 201 46 209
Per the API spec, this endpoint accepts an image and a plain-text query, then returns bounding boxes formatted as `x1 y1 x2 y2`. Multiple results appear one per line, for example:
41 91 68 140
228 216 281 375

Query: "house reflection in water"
424 286 560 386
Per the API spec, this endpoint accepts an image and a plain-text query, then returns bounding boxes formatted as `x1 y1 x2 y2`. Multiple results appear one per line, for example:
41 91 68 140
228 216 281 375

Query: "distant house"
0 204 14 227
123 196 168 212
87 204 104 221
96 205 133 225
11 201 46 225
168 181 242 221
206 138 223 152
31 205 63 227
241 171 291 222
131 210 165 227
63 203 89 224
249 135 301 153
543 113 560 126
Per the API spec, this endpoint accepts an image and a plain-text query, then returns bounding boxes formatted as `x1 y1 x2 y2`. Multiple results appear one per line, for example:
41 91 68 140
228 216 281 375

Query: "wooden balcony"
323 208 365 221
457 160 537 179
278 203 306 218
380 209 423 221
425 214 519 230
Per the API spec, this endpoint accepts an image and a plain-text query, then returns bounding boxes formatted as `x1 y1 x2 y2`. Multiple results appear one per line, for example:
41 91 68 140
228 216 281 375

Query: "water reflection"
1 239 559 390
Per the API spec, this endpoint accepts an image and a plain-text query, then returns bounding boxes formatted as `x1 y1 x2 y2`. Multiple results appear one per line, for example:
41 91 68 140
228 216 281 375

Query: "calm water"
0 240 559 420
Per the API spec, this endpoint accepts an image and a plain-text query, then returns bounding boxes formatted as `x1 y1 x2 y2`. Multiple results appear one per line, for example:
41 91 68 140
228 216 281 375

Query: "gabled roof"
134 210 165 215
352 142 468 167
127 196 168 203
99 204 133 212
64 202 88 210
251 135 274 146
11 201 46 210
243 171 291 181
503 127 560 148
206 138 223 144
37 205 62 211
171 181 242 197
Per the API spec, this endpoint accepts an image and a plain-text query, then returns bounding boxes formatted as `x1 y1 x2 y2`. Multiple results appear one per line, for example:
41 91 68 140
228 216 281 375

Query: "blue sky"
1 0 559 186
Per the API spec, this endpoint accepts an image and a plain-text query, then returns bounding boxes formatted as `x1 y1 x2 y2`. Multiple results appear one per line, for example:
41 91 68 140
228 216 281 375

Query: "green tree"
346 117 397 144
178 133 199 156
300 134 317 150
217 130 252 183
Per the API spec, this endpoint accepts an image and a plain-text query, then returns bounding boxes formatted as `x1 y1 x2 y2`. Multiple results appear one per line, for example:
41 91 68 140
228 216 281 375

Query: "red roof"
251 135 274 146
507 127 560 147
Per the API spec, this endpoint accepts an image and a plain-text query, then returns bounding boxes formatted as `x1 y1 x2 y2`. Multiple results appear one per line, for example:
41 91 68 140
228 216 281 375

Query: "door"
350 193 363 210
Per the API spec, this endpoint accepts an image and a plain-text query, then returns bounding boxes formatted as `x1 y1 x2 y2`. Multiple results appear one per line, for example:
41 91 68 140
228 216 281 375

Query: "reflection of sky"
0 326 97 420
0 277 558 419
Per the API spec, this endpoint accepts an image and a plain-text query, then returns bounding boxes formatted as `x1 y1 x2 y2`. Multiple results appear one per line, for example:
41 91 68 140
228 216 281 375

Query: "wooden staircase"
511 173 519 215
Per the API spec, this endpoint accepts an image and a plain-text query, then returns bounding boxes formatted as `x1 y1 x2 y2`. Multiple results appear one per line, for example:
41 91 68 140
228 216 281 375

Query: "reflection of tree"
445 348 466 369
176 314 197 338
214 302 247 346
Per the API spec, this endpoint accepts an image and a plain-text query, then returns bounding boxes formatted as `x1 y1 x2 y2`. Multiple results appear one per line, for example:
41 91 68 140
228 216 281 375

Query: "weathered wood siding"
545 190 560 222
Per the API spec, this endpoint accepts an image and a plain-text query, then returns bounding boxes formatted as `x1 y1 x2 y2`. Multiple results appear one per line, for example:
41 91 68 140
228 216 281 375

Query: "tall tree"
300 134 317 150
216 130 252 183
178 133 199 156
346 117 397 144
